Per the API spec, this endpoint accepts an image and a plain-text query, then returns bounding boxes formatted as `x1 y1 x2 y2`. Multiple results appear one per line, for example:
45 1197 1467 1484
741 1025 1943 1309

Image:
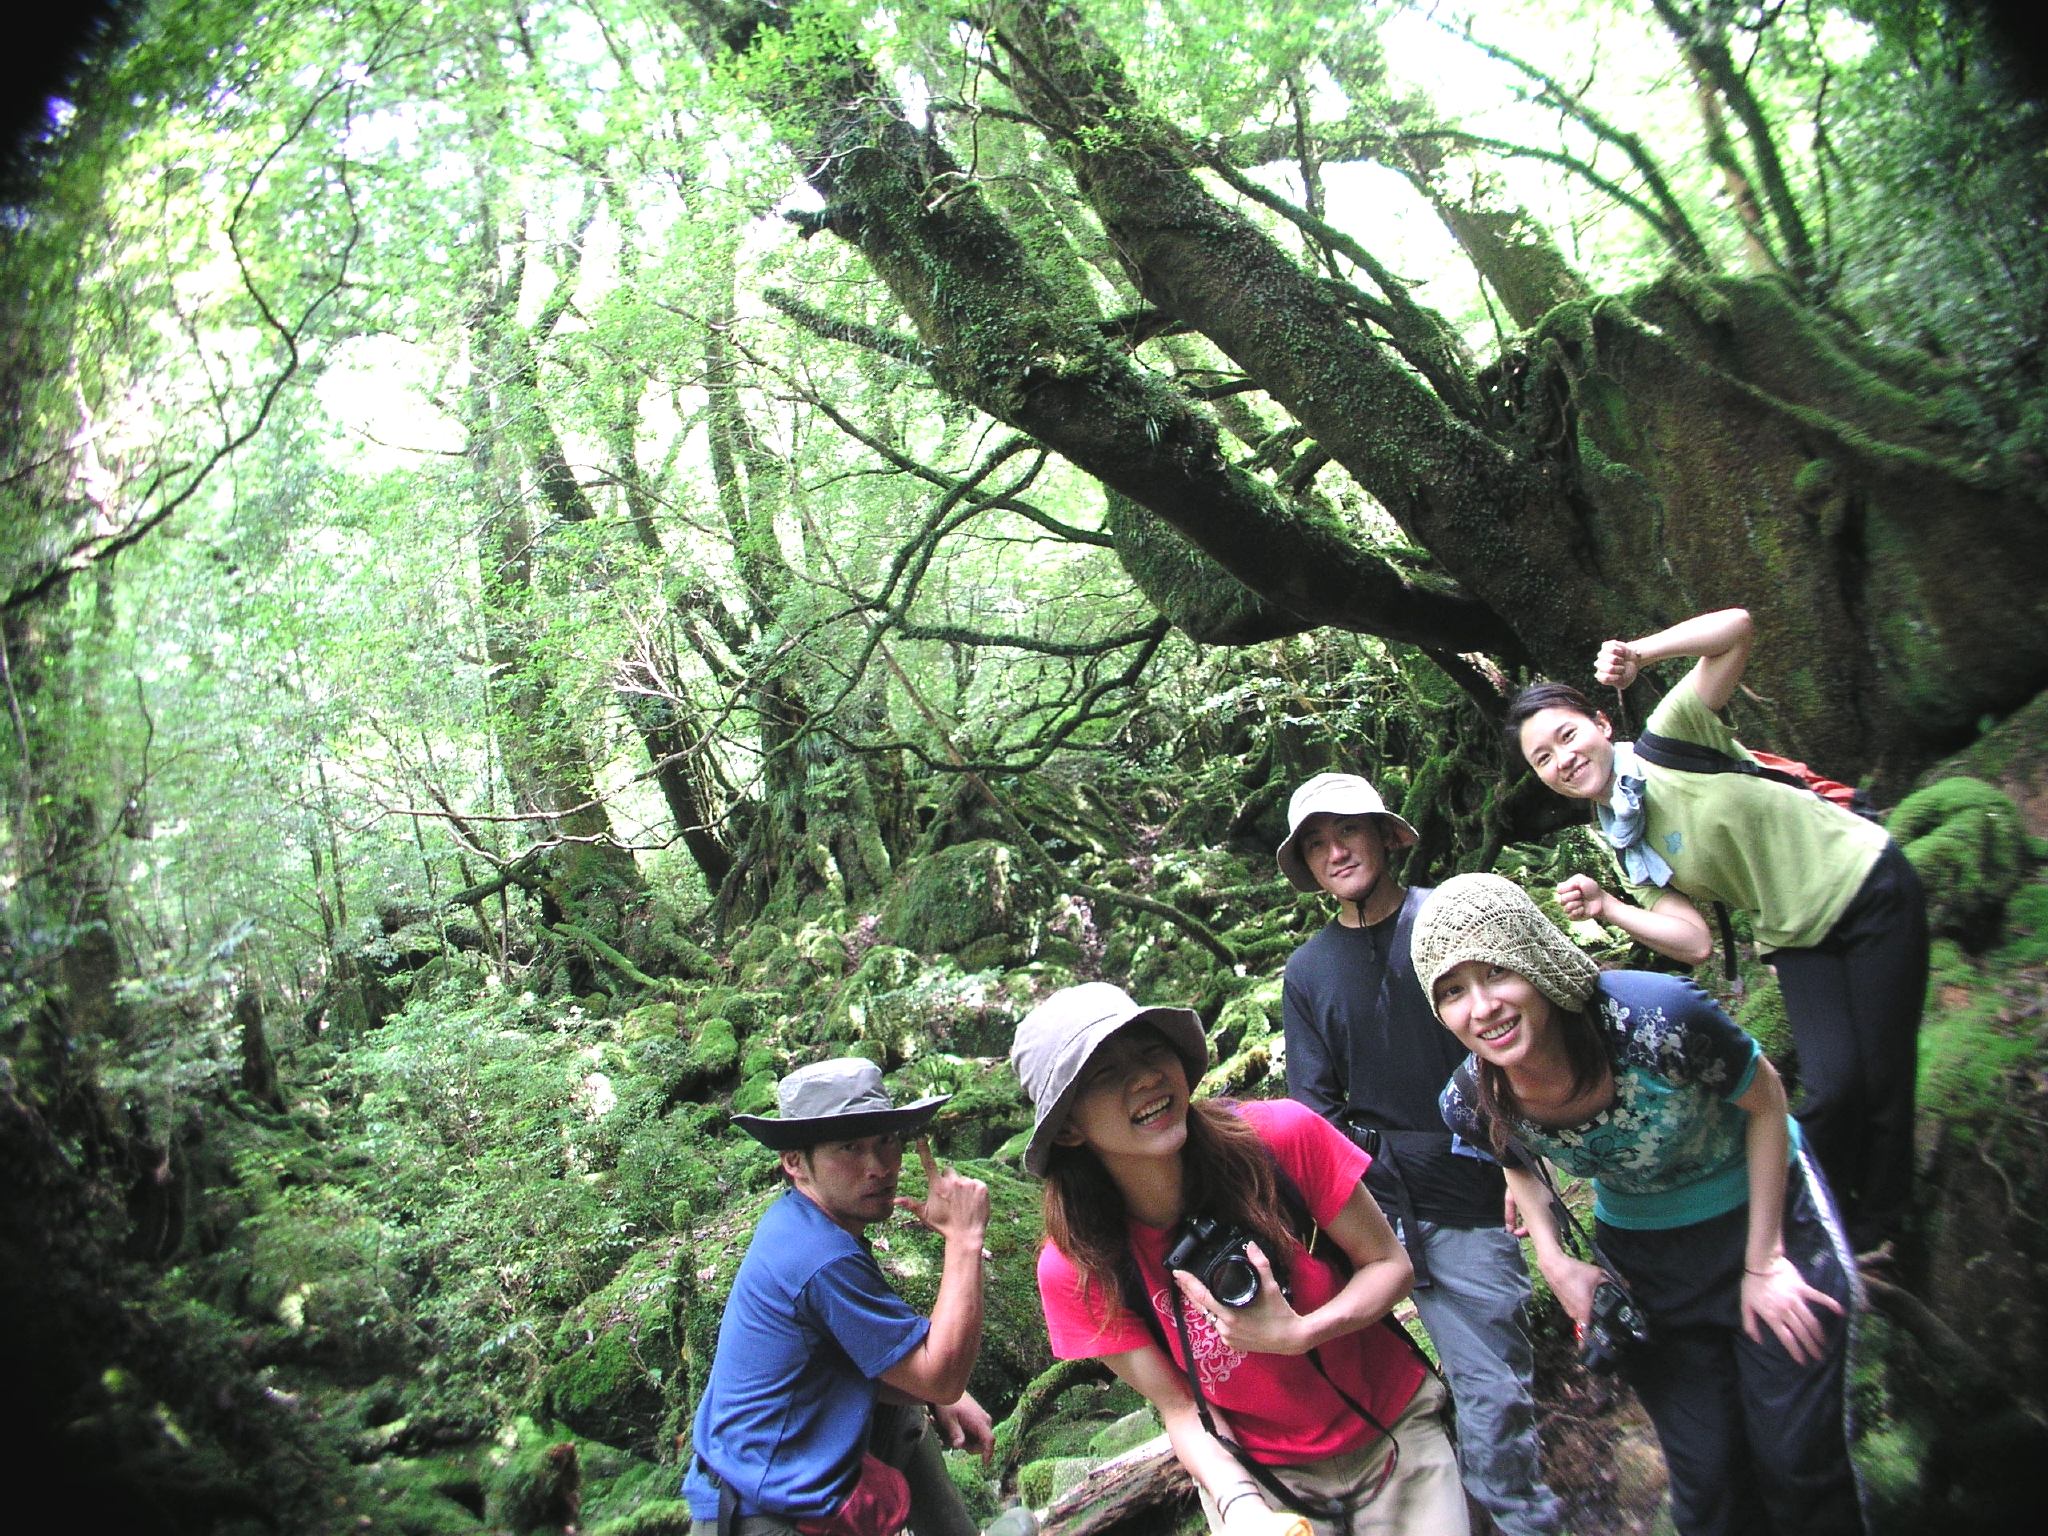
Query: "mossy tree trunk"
1513 272 2048 784
698 254 905 929
460 170 643 929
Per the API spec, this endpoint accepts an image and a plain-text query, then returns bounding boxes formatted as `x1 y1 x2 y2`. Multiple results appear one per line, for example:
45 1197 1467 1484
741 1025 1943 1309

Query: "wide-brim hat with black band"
730 1057 949 1150
1009 982 1208 1177
1275 772 1420 893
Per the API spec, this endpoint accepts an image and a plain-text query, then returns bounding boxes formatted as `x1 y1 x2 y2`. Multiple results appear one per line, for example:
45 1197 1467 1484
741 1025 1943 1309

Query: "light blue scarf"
1593 742 1673 888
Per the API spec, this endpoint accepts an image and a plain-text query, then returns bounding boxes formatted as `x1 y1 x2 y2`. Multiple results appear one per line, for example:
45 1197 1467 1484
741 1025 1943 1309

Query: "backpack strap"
1633 729 1810 792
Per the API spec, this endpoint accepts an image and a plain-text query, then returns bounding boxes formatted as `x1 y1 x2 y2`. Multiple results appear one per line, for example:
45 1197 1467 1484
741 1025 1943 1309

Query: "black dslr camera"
1577 1273 1650 1374
1164 1215 1261 1308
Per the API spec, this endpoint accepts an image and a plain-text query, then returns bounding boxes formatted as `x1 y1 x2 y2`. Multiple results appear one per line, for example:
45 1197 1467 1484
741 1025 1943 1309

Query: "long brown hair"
1467 999 1612 1155
1042 1098 1301 1320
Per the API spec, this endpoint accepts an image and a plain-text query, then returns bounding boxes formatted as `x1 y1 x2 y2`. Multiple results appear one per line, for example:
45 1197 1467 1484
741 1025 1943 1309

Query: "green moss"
1916 940 2033 1138
683 1015 739 1079
871 1155 1051 1408
731 1070 779 1117
1733 975 1794 1065
1891 777 2030 944
577 1451 684 1530
882 840 1049 958
1992 882 2048 968
1792 457 1838 501
1210 980 1279 1059
619 1002 679 1043
485 1435 583 1533
585 1500 694 1536
1102 488 1296 644
360 1453 490 1534
1924 693 2048 802
1088 1406 1163 1458
1018 1455 1096 1507
541 1246 683 1453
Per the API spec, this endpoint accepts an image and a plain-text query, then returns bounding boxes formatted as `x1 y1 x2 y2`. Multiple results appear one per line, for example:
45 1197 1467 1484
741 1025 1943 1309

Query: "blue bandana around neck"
1593 741 1673 888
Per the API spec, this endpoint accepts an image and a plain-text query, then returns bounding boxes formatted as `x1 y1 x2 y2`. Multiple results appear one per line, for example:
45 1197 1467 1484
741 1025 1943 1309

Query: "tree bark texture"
1515 271 2048 782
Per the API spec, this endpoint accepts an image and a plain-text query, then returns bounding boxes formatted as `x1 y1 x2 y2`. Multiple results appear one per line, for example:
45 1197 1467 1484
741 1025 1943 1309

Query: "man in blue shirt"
685 1058 993 1536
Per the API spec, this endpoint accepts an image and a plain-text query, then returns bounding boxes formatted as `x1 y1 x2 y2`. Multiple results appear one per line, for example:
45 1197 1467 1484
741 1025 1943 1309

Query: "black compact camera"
1164 1215 1261 1308
1577 1274 1651 1374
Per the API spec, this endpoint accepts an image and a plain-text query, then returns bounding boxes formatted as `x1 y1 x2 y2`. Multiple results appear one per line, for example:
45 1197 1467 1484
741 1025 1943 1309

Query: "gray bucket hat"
1009 982 1208 1177
730 1057 948 1150
1411 873 1602 1018
1275 772 1420 893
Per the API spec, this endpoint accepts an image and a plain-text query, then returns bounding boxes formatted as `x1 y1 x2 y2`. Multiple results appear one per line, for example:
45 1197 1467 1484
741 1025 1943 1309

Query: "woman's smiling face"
1517 705 1617 801
1056 1024 1190 1165
1431 959 1554 1070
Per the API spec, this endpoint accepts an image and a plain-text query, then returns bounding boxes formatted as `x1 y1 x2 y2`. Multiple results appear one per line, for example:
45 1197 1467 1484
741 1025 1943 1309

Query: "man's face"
1297 812 1390 910
782 1131 906 1234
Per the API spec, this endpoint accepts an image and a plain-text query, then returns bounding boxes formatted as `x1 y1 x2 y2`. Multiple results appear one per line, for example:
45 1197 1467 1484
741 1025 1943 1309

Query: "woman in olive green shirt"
1506 609 1926 1253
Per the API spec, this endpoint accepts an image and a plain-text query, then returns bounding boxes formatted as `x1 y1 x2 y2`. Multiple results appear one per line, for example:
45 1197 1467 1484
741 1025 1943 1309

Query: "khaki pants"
1196 1373 1469 1536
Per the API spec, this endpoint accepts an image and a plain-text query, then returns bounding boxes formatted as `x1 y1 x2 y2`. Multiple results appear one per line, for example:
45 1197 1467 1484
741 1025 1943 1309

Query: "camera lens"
1207 1254 1259 1308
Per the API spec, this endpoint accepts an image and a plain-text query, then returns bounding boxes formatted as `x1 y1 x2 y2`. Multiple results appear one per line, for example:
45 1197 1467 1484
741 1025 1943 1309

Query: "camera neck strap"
1517 1141 1621 1276
1161 1279 1397 1518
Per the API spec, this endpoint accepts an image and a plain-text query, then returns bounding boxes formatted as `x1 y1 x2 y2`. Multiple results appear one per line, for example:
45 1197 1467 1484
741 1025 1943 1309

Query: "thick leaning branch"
675 0 1510 657
983 0 1631 667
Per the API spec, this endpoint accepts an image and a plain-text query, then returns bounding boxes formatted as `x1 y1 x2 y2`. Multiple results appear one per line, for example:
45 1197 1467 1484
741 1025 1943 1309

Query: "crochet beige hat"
1009 982 1207 1177
1275 772 1420 893
1411 873 1601 1017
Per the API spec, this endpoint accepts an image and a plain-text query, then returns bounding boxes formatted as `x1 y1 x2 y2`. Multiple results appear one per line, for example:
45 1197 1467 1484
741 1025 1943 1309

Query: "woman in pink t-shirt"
1009 983 1468 1536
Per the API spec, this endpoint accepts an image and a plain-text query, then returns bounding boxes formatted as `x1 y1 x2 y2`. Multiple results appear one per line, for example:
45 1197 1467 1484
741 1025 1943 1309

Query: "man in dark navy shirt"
1278 774 1563 1536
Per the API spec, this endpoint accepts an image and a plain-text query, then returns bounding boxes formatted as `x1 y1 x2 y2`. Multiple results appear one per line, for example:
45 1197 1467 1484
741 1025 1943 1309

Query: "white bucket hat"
1275 772 1419 893
1008 982 1208 1176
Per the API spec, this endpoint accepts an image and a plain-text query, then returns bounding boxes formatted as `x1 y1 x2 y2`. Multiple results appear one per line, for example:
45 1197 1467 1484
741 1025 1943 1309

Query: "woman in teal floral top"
1419 875 1863 1536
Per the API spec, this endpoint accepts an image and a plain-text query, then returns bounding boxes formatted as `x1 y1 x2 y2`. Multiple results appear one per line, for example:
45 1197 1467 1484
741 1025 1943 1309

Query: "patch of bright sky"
314 332 466 472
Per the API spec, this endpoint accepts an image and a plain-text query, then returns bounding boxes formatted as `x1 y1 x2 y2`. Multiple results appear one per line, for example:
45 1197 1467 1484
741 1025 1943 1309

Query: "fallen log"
1040 1434 1196 1536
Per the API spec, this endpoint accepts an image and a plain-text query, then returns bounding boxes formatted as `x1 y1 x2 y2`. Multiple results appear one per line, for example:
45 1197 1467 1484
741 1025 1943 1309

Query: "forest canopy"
3 2 2047 1533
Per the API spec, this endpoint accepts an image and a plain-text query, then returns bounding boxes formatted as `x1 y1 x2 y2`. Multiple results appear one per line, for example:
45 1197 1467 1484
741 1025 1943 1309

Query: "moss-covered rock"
883 840 1049 959
831 953 1028 1065
241 1185 415 1370
892 1052 1033 1161
681 1014 739 1082
1919 692 2048 838
484 1432 582 1533
865 1156 1052 1411
1915 939 2035 1137
1892 777 2031 946
541 1244 684 1454
1088 1406 1163 1458
360 1452 491 1534
1017 1454 1097 1507
619 1002 680 1044
1210 977 1281 1060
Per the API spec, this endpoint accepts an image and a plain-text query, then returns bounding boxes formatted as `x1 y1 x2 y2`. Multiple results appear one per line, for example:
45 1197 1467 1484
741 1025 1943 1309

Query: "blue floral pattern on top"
1440 971 1770 1231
